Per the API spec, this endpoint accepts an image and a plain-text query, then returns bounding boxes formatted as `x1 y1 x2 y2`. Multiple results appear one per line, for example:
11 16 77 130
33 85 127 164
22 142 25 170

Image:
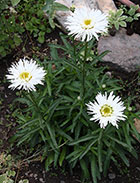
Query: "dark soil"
0 0 140 183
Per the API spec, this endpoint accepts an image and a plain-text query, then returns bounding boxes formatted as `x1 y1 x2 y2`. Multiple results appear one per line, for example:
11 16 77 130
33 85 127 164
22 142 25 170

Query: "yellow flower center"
19 72 32 82
82 19 94 30
84 19 91 26
100 104 113 117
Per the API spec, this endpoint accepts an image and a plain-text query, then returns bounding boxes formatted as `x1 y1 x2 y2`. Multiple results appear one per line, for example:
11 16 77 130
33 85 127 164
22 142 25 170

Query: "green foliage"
0 153 13 170
0 9 24 57
0 172 29 183
0 0 53 57
17 0 52 43
121 4 140 22
43 0 69 29
0 0 10 13
0 153 29 183
11 0 21 6
108 5 140 30
108 9 127 30
11 34 140 182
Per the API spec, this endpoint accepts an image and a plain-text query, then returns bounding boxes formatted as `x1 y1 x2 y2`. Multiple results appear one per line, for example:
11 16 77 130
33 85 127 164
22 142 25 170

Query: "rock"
60 181 65 183
39 178 44 182
97 0 117 13
134 118 140 133
108 173 116 179
133 117 140 143
53 0 117 30
98 28 140 72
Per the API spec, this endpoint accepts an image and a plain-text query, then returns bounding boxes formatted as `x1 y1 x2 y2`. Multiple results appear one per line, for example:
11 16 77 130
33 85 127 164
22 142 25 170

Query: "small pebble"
29 173 33 177
108 173 116 179
34 174 38 178
39 178 44 182
60 181 65 183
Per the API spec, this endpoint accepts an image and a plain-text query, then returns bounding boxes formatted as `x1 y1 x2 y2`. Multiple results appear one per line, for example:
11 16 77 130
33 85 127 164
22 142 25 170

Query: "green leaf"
0 46 4 53
60 34 72 50
38 36 45 44
134 13 140 18
116 9 123 17
46 78 52 96
79 139 97 160
80 159 90 178
117 148 130 167
126 17 133 22
57 128 73 141
114 22 120 30
45 153 54 171
103 148 112 176
17 127 40 146
14 34 22 46
91 155 97 183
107 135 129 148
46 123 58 150
49 17 55 29
19 119 38 129
97 130 103 172
54 2 69 11
59 146 66 166
119 15 127 21
11 0 21 6
68 135 95 145
0 174 6 182
119 21 127 27
128 8 135 16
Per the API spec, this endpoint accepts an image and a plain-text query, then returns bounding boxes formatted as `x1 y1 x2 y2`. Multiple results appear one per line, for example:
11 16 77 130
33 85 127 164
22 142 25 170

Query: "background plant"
0 153 29 183
121 4 140 23
16 0 53 44
0 6 24 57
108 9 127 30
0 0 10 13
43 0 69 29
10 33 140 183
0 0 69 57
108 4 140 30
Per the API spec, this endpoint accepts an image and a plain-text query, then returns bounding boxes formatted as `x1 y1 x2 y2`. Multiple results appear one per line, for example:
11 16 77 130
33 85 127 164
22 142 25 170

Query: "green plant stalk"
81 41 88 98
28 92 44 129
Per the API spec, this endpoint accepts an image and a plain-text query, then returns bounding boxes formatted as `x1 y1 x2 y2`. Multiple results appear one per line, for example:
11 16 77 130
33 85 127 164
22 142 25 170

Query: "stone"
108 173 116 179
134 118 140 133
39 178 44 183
98 28 140 72
97 0 117 13
60 181 65 183
54 0 117 30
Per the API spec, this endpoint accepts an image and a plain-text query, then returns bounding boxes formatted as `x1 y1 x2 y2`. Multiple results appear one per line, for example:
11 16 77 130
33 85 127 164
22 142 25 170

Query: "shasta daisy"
86 92 127 128
66 7 108 42
6 58 46 91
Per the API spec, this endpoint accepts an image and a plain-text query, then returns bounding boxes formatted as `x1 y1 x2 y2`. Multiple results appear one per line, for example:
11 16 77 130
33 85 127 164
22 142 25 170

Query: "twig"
15 161 21 183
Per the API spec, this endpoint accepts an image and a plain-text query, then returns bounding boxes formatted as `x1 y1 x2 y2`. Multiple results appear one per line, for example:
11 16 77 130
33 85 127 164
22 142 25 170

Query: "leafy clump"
108 5 140 30
0 153 29 183
108 9 127 30
10 34 140 183
122 4 140 22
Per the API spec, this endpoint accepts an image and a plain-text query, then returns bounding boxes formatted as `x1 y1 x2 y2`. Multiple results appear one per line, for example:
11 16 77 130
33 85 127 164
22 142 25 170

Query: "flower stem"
81 41 88 98
29 92 44 129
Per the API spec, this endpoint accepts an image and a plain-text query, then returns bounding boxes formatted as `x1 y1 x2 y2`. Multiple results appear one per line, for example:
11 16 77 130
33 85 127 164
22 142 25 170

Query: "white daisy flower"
6 58 46 91
86 92 127 129
66 7 108 42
